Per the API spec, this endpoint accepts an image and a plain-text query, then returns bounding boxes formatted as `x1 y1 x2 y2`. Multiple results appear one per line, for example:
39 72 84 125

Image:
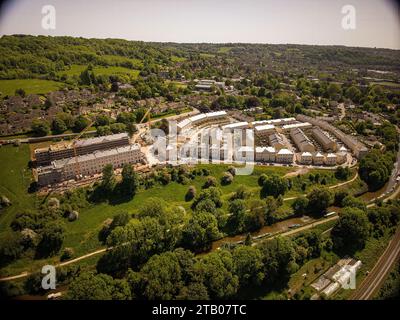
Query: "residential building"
300 152 313 165
325 153 337 166
290 128 315 152
297 114 368 158
34 133 130 166
312 127 337 152
282 122 312 131
276 148 294 164
255 146 276 162
38 144 143 186
251 117 296 127
221 121 249 132
269 133 288 151
313 152 325 165
177 111 228 133
254 124 276 138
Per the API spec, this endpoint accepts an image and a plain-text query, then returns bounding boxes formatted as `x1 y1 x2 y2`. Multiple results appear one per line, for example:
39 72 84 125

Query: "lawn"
217 47 233 54
0 144 36 234
0 79 64 96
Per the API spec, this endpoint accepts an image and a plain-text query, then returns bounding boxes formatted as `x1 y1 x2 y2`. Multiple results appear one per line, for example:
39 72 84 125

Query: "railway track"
350 226 400 300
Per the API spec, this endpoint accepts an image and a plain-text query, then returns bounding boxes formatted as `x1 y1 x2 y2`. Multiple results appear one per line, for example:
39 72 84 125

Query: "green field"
217 47 233 54
199 53 216 59
0 145 36 233
171 55 187 63
0 79 64 96
56 64 140 79
100 55 143 68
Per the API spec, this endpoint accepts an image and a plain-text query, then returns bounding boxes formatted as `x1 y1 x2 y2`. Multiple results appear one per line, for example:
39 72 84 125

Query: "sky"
0 0 399 49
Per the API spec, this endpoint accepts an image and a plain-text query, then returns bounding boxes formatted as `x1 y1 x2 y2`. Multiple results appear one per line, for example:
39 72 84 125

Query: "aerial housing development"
0 0 399 304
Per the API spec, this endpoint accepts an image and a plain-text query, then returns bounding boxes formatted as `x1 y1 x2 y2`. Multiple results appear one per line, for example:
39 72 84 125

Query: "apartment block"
34 133 130 166
38 144 143 186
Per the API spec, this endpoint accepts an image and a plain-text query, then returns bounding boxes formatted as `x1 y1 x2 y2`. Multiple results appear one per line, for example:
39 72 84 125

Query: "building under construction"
36 133 144 187
34 133 130 166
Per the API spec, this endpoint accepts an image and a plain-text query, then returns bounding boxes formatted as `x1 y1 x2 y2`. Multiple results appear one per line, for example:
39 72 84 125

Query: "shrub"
203 176 217 189
221 172 234 185
185 186 196 201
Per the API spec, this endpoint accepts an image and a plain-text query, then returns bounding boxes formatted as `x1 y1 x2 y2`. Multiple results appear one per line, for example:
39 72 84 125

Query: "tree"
335 166 351 180
192 250 239 299
120 164 138 197
359 149 394 191
0 233 24 264
181 212 221 251
342 195 367 211
259 237 296 284
73 115 90 132
140 251 184 300
192 187 222 209
327 83 341 99
117 112 136 125
233 246 264 287
97 125 112 136
260 174 287 198
110 123 127 134
101 164 116 193
65 272 131 300
245 201 265 232
31 119 50 137
228 199 247 233
292 197 309 215
51 117 67 134
95 114 111 126
331 207 370 253
79 66 95 86
334 190 350 206
230 185 250 200
36 221 65 257
345 86 361 103
264 196 280 225
194 199 217 215
306 188 333 216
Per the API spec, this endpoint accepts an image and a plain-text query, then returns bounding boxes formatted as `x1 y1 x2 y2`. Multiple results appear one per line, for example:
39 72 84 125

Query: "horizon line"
1 33 399 51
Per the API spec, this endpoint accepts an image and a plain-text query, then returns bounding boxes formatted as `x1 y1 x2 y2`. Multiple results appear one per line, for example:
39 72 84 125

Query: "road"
350 226 400 300
386 141 400 193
